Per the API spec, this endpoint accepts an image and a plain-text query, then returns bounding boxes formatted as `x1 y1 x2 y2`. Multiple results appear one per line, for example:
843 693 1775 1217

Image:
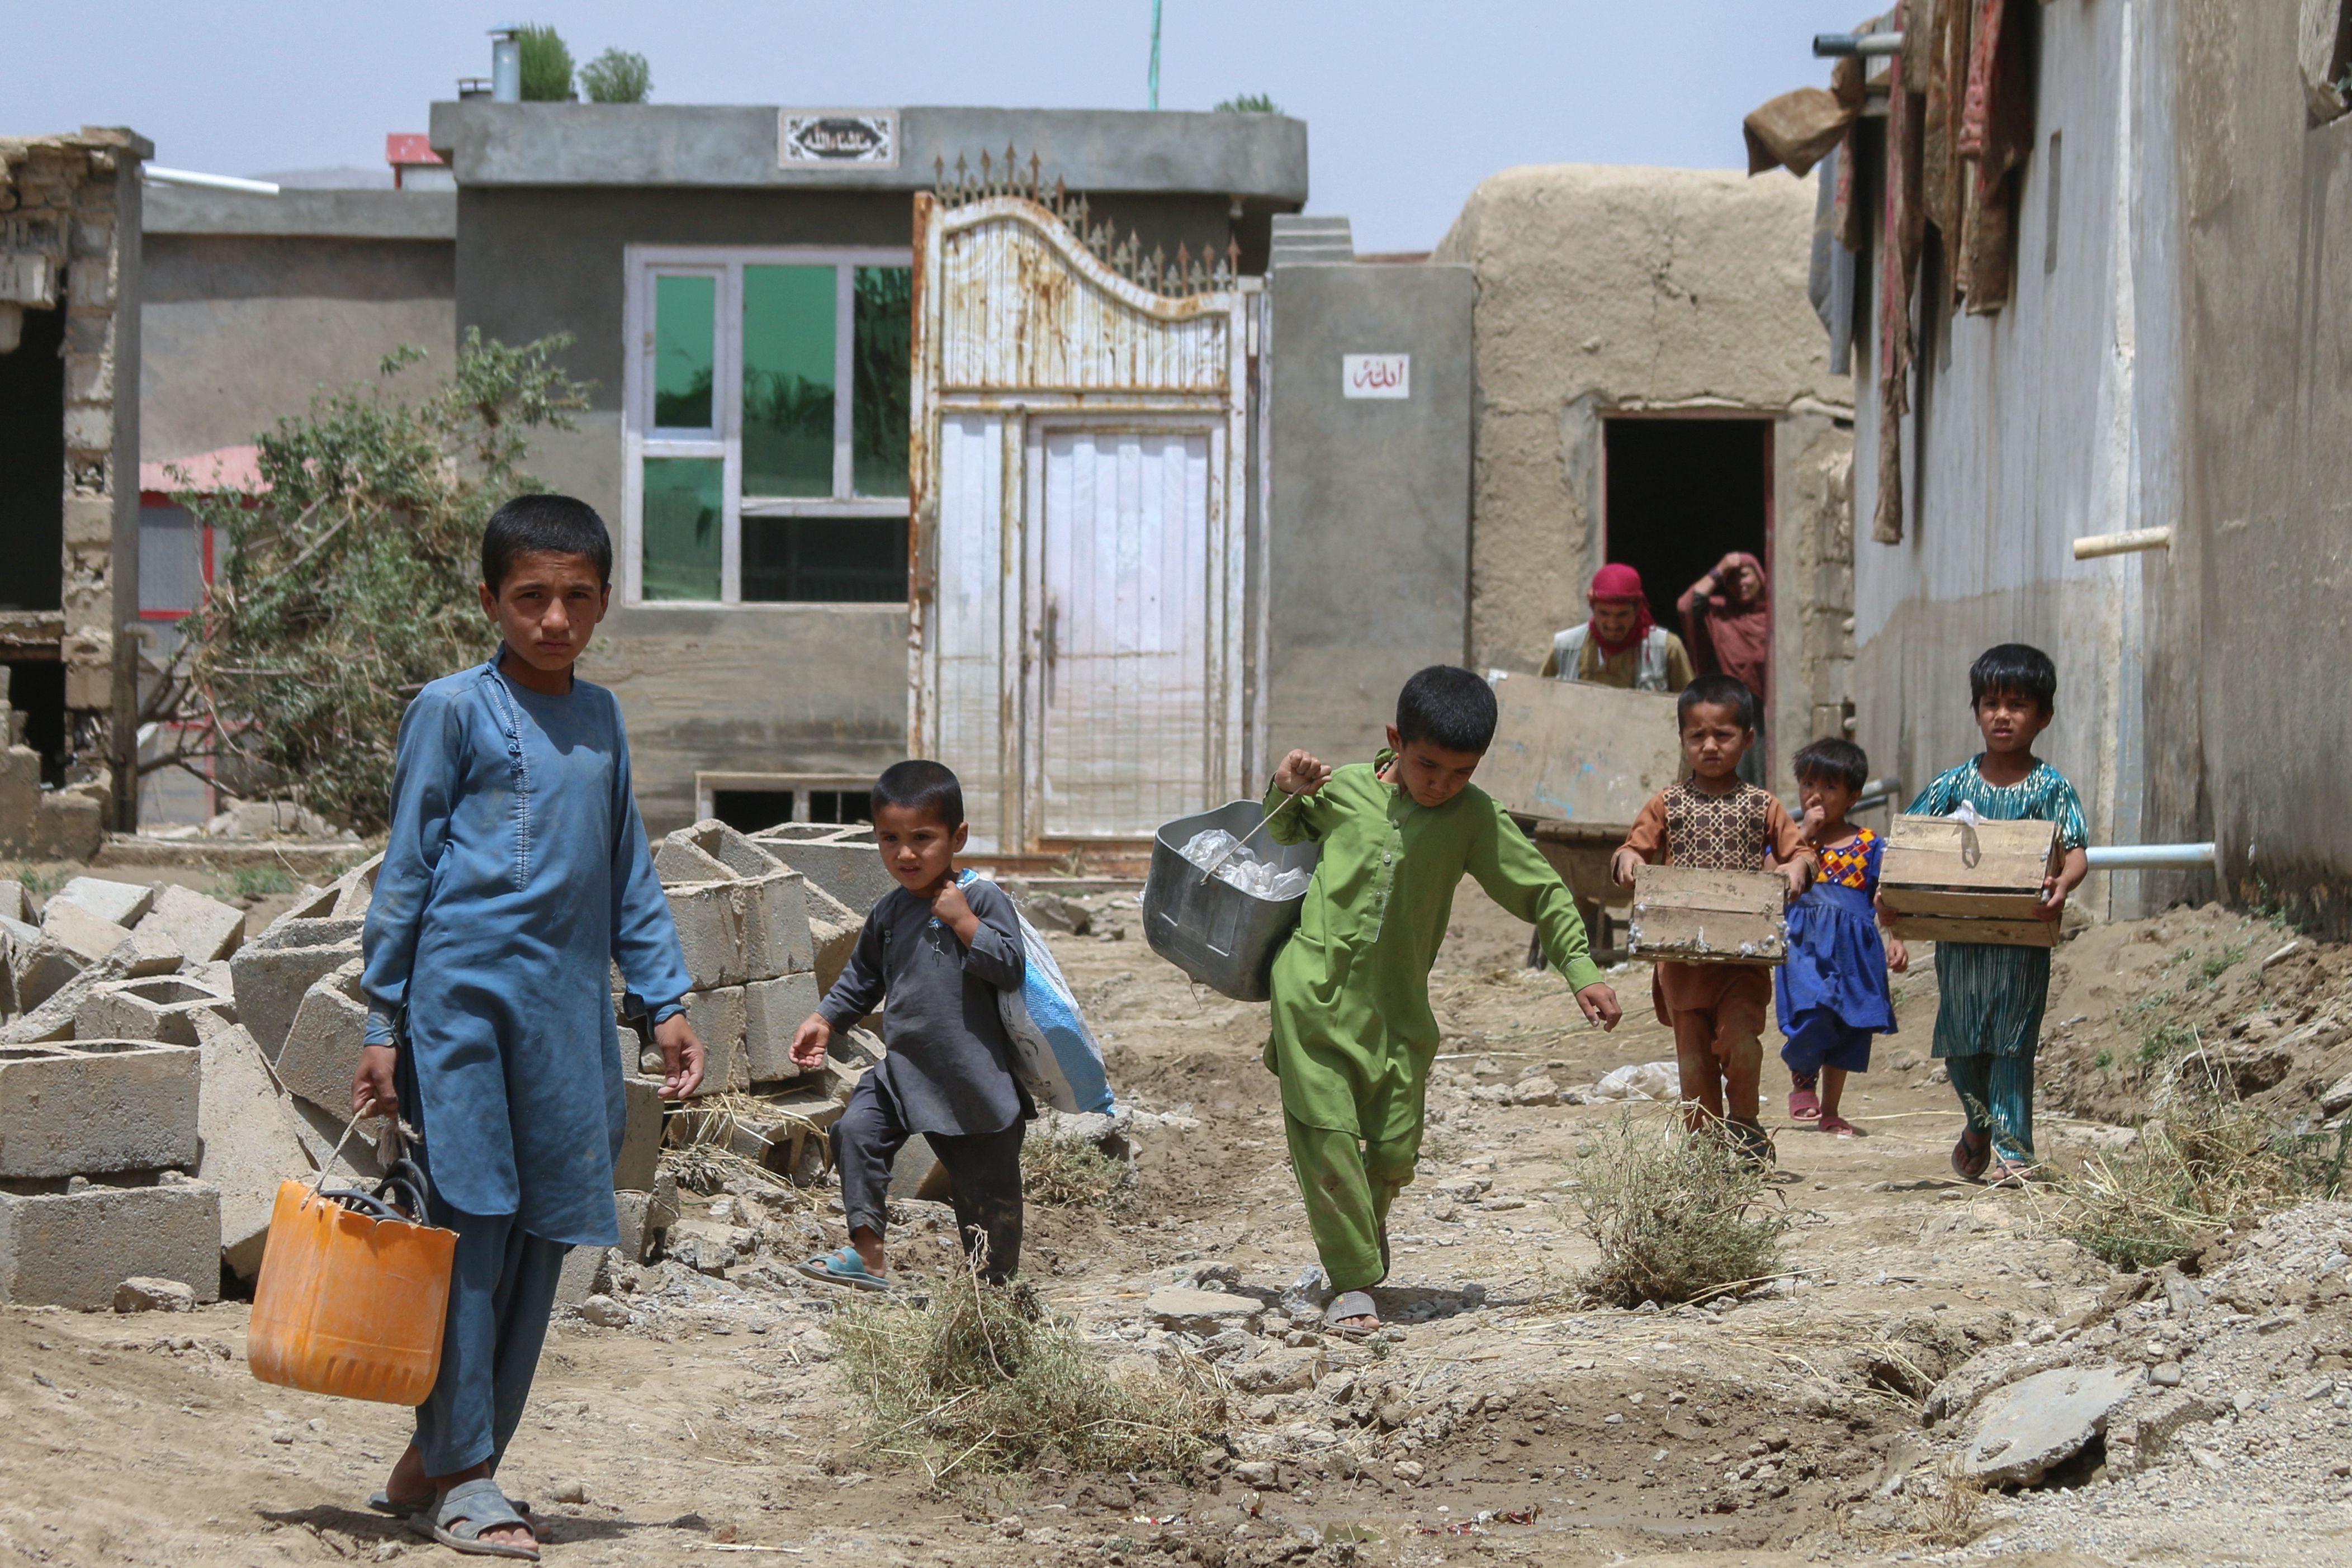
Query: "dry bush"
2058 1068 2302 1269
1568 1112 1790 1307
826 1263 1223 1480
1902 1474 1987 1547
1023 1135 1131 1210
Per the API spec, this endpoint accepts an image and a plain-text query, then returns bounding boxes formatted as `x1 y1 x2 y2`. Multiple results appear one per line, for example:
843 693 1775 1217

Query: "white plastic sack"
963 871 1114 1114
1178 828 1312 902
1589 1060 1683 1102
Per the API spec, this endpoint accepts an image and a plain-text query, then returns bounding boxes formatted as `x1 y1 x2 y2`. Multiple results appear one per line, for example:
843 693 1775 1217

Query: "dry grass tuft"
826 1262 1224 1481
2055 1067 2327 1269
660 1091 821 1205
1568 1112 1790 1308
1022 1135 1132 1210
1902 1473 1988 1547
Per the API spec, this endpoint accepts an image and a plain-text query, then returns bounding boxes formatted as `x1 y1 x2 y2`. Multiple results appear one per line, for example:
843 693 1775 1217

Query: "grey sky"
18 1 1858 253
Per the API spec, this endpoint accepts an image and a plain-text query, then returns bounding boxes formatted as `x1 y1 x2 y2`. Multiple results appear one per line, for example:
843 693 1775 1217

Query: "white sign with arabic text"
1342 353 1410 399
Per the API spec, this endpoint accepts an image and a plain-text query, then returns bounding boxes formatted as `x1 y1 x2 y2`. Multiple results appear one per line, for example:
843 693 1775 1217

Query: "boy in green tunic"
1264 666 1624 1337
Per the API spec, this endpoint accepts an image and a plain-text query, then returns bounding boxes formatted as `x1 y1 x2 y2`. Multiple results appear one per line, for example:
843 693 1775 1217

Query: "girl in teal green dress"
1905 645 2089 1183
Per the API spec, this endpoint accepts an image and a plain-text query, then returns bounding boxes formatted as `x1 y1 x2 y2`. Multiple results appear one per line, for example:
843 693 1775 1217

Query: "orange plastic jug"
248 1178 457 1405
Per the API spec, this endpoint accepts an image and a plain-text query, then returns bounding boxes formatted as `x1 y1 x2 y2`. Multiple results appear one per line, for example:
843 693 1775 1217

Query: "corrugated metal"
936 202 1233 394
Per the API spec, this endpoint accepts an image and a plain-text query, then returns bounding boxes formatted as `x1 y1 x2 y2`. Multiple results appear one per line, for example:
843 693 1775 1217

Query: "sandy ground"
3 868 2349 1567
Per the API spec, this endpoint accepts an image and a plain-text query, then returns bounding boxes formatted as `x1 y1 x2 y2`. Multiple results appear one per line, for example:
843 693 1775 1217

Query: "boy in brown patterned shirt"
1611 674 1813 1157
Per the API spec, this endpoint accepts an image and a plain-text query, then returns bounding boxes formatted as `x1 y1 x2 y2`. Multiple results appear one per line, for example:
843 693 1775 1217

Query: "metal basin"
1142 799 1321 1002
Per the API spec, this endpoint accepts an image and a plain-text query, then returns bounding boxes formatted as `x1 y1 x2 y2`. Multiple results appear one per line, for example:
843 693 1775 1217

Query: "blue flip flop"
795 1244 892 1292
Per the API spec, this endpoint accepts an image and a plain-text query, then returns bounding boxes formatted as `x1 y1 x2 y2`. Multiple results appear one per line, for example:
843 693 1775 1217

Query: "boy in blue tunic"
353 494 706 1558
1905 644 2089 1185
1773 737 1908 1137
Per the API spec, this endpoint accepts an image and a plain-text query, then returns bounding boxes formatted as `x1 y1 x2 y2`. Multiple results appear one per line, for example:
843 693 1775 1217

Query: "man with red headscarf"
1540 563 1695 693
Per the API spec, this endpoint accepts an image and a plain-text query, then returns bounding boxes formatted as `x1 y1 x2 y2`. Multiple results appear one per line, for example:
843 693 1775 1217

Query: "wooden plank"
1627 863 1786 965
1887 914 2059 948
1483 674 1683 832
1880 886 2048 920
1882 814 2058 893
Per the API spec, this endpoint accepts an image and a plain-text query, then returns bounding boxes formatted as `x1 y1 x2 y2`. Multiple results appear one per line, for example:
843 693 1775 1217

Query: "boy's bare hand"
789 1013 833 1073
1574 982 1623 1032
1886 935 1910 973
1273 749 1331 796
351 1044 398 1117
653 1012 706 1100
931 879 982 943
1610 846 1645 889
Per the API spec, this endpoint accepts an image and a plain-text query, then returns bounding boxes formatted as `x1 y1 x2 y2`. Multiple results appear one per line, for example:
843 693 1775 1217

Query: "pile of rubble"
1878 1200 2352 1536
0 816 906 1315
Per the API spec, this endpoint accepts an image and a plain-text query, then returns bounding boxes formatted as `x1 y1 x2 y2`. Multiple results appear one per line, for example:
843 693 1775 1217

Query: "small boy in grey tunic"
789 760 1032 1287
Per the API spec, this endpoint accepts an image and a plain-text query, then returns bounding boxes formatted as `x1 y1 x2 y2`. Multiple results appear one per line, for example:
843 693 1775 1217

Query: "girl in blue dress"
1774 738 1908 1137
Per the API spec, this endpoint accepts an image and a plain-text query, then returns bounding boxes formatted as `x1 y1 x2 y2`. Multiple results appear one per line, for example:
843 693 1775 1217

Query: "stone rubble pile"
1908 1199 2352 1509
0 819 907 1315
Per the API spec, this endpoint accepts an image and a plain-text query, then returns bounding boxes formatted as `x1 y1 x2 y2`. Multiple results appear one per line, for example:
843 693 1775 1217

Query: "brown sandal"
1951 1128 1991 1181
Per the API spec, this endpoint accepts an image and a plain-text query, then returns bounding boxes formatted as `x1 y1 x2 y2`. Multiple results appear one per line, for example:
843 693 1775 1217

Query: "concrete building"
1828 0 2352 927
426 102 1309 836
1433 164 1856 792
0 129 149 856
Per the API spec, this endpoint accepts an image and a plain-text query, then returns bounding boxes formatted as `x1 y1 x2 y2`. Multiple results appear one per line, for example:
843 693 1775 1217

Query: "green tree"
580 47 652 104
149 332 591 835
517 24 575 101
1214 93 1281 113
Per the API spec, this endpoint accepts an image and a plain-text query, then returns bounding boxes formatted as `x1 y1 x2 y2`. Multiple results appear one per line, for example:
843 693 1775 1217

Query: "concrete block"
192 1014 315 1280
555 1243 615 1310
0 879 26 922
0 1181 223 1309
280 883 339 921
887 1131 946 1199
646 1167 680 1231
752 824 894 916
0 1038 201 1178
6 924 83 1012
275 978 370 1117
679 987 748 1095
743 871 813 983
327 854 382 918
286 1097 384 1187
655 837 733 884
74 975 230 1045
138 883 246 963
806 881 862 994
41 900 131 966
675 819 785 881
616 1074 666 1190
614 1188 657 1263
666 881 749 991
0 955 122 1044
231 922 362 1059
103 921 185 978
744 971 821 1083
51 876 153 929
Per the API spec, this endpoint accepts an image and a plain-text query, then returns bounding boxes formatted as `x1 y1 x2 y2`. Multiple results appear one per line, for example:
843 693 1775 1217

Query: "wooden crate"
1483 673 1682 832
1626 864 1787 965
1880 813 2062 948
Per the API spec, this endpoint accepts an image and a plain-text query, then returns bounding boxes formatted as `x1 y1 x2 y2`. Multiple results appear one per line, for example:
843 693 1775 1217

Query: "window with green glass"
741 265 837 498
852 267 912 497
652 274 716 430
635 250 913 604
641 457 723 600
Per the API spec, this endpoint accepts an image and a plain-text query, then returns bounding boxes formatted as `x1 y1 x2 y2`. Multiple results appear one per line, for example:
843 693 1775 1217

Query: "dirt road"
2 874 2346 1566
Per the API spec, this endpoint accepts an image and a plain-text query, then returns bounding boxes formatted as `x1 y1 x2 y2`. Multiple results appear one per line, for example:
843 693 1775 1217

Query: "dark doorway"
0 305 66 612
3 662 68 785
1601 418 1771 645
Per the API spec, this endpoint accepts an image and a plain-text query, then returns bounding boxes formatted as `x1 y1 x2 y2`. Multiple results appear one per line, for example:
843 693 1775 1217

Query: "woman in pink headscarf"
1679 550 1772 782
1540 563 1695 692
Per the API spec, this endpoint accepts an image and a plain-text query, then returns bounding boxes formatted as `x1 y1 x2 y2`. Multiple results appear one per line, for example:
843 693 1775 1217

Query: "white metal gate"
909 184 1257 854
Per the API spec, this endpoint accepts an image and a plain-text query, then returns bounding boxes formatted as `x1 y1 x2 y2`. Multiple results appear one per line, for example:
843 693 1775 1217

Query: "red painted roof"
140 444 266 497
385 133 444 167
